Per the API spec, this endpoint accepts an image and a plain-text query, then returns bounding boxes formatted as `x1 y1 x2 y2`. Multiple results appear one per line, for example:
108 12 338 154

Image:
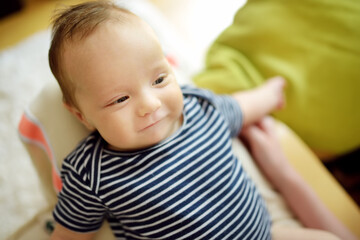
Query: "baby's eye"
153 76 165 86
114 96 129 104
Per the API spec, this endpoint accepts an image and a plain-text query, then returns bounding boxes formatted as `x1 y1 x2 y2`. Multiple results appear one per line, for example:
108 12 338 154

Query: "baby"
48 1 354 240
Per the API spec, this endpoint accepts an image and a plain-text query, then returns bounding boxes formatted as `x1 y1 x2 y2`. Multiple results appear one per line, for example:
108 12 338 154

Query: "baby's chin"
106 136 166 152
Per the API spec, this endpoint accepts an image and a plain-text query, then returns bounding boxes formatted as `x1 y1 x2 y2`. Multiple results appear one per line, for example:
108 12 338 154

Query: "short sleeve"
182 85 243 137
53 160 106 233
209 94 243 137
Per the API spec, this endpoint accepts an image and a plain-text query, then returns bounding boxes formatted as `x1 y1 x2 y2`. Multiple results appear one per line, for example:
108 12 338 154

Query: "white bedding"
0 30 52 238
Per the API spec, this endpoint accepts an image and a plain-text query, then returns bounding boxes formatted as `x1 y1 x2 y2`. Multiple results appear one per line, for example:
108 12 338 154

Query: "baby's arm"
232 76 285 128
51 223 96 240
241 117 358 240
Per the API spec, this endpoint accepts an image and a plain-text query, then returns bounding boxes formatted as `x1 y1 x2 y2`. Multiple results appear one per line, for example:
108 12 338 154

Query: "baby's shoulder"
62 131 102 175
181 85 215 100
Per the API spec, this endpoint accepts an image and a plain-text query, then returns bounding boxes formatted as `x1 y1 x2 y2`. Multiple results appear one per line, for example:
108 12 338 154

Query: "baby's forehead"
60 10 159 66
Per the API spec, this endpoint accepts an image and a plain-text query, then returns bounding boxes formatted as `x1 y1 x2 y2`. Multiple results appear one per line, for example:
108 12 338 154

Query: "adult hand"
241 117 290 188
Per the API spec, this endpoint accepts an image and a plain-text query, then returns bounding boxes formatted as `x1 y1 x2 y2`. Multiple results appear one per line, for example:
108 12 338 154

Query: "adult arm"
241 117 358 240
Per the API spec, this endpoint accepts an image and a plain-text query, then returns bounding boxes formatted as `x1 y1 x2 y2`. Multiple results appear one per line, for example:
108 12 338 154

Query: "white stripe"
221 184 258 239
62 174 104 205
73 143 93 169
80 154 91 182
59 199 103 221
206 183 255 239
122 143 232 220
129 153 236 235
90 139 102 192
160 160 245 239
101 156 122 168
54 208 100 231
149 158 245 237
180 159 244 238
242 202 264 239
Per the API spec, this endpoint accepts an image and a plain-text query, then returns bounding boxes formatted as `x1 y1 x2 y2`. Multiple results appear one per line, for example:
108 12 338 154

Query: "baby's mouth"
139 119 162 132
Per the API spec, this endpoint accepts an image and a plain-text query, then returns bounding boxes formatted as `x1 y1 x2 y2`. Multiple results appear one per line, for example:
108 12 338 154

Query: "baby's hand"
262 76 286 110
233 76 286 127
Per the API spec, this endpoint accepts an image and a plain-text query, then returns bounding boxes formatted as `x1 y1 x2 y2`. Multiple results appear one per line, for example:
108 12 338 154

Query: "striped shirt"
54 86 271 239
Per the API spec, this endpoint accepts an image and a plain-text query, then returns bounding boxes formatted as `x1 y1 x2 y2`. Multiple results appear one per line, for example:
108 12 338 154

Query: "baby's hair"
48 1 133 108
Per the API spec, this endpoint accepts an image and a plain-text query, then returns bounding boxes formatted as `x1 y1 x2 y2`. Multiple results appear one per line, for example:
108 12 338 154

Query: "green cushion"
194 0 360 155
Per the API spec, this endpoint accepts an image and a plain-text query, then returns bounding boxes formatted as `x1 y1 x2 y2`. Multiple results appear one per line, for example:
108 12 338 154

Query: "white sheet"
0 30 52 238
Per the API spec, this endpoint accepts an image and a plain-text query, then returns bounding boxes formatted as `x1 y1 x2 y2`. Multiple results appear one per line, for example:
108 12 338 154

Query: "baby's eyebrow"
150 58 170 71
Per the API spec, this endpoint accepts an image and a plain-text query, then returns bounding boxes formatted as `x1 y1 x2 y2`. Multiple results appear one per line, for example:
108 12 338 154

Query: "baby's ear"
63 102 96 131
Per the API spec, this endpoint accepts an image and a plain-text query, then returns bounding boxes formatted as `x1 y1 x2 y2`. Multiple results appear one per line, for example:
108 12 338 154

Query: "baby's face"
63 16 183 151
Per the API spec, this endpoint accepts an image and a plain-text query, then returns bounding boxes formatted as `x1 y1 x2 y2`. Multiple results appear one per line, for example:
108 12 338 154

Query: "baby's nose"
137 93 161 117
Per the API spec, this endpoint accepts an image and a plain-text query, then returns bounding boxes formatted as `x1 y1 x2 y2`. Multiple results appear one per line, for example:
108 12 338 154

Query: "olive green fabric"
194 0 360 156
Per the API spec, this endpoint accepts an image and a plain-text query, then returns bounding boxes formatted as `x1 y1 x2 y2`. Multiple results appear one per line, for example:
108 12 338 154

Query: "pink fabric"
18 111 62 193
